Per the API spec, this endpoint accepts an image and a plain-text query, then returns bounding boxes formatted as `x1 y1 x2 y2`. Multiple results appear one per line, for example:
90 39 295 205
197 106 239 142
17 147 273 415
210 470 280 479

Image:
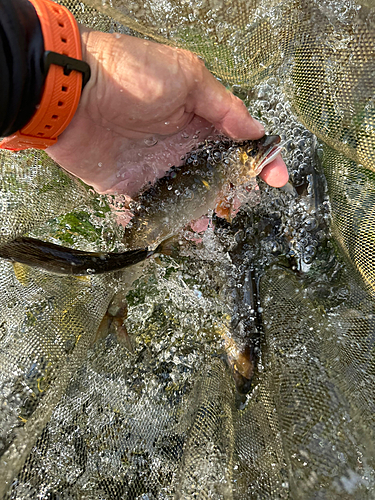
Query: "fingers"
188 59 265 140
187 60 289 187
259 155 289 187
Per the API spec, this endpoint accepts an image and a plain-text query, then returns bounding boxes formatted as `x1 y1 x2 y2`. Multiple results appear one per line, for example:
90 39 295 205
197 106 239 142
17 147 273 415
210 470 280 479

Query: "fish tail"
0 237 151 275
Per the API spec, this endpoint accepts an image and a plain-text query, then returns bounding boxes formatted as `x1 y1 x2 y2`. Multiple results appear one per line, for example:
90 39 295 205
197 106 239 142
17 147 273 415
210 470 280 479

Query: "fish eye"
247 148 257 158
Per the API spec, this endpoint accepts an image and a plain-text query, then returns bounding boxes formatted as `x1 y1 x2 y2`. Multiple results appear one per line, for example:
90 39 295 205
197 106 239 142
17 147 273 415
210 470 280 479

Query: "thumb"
189 64 265 140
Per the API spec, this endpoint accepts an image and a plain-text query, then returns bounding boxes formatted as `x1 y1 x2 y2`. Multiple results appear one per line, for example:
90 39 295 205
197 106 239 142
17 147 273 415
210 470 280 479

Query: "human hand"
46 27 288 198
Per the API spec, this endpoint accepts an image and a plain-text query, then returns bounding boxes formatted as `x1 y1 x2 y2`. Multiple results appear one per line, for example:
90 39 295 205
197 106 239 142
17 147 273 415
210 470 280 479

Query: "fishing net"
1 0 375 498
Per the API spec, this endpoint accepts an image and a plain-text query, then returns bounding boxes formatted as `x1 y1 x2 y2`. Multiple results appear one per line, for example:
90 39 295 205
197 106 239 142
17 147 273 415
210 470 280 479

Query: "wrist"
78 25 91 62
75 25 97 108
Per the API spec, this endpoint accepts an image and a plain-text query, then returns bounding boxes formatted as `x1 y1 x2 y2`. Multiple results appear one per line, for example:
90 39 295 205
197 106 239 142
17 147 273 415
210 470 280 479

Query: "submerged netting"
1 0 375 498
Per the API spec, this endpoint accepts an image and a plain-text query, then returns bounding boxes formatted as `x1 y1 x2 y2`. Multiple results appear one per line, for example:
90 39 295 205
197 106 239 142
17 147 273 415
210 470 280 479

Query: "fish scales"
123 135 282 248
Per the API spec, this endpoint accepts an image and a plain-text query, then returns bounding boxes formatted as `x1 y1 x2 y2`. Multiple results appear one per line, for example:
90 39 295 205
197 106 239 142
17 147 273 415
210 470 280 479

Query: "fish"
0 236 171 276
123 135 283 248
0 135 283 275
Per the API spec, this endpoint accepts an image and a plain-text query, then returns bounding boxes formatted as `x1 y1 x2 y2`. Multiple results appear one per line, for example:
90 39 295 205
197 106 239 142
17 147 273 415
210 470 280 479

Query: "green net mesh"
1 0 375 498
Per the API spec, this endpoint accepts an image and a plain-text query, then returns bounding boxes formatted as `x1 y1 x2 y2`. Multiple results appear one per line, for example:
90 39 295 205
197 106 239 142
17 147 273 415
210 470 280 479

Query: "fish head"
236 135 283 181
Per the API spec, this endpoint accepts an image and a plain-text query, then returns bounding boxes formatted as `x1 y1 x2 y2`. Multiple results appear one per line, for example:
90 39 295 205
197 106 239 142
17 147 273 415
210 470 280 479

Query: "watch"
0 0 90 151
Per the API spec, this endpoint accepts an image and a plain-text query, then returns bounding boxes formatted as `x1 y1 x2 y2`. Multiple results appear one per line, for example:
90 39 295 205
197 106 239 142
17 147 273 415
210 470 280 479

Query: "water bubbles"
144 137 158 147
279 112 288 122
294 153 305 163
257 84 272 100
304 217 318 231
303 245 317 263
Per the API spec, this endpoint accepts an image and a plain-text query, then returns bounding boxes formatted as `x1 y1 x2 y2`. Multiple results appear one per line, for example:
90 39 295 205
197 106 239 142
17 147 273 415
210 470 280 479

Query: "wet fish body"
0 135 282 275
0 237 152 276
124 135 282 248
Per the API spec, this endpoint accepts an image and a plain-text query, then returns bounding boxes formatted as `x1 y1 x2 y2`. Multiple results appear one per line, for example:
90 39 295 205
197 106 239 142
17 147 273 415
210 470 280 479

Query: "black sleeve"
0 0 45 137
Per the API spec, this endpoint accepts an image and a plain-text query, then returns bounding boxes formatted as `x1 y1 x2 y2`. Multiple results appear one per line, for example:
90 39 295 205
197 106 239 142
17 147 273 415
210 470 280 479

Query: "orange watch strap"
0 0 87 151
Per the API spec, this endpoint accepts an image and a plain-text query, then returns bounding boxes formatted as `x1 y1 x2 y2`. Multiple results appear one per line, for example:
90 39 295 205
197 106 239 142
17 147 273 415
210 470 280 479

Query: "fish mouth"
258 142 285 170
254 135 286 172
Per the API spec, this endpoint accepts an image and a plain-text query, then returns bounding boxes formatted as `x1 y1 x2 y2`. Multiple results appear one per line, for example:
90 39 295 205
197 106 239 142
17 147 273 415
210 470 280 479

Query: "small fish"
0 236 173 276
123 135 283 248
0 135 283 276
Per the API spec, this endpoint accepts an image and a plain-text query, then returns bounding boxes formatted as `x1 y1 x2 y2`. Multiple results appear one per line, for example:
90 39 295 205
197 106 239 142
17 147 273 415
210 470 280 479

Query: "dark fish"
123 135 283 248
0 236 169 276
0 135 283 275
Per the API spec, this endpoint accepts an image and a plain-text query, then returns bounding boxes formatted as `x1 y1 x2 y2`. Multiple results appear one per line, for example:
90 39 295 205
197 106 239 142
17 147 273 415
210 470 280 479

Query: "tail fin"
0 237 150 275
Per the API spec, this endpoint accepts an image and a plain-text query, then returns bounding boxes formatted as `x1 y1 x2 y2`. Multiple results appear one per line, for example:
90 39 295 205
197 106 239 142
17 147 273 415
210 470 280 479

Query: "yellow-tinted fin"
74 275 91 283
12 262 31 286
239 150 248 165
